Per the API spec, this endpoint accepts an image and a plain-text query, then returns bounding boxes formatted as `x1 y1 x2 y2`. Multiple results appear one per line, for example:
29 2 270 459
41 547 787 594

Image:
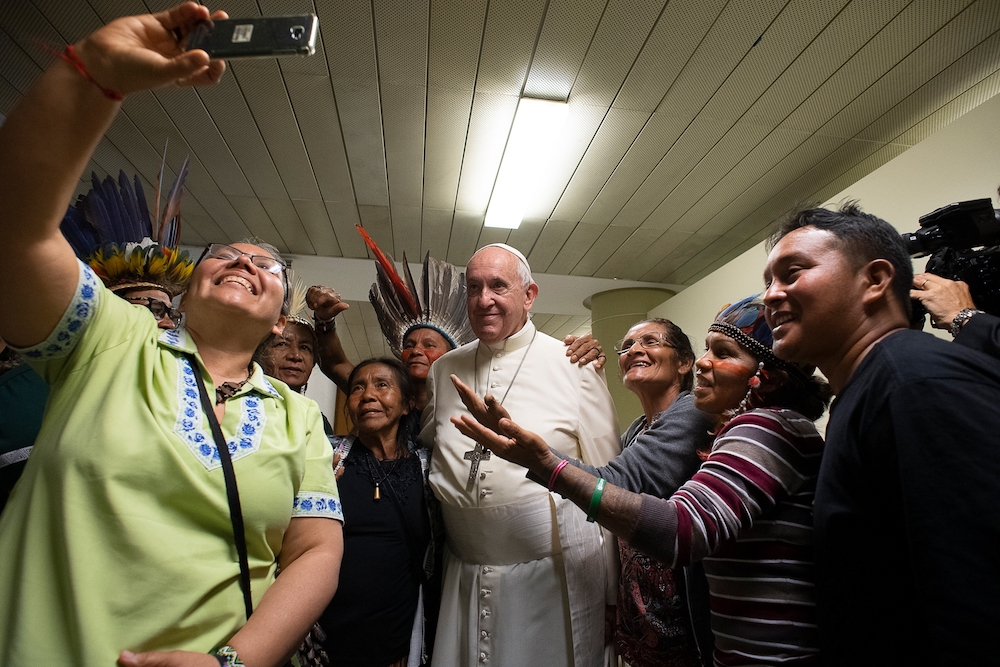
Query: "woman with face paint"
452 295 832 667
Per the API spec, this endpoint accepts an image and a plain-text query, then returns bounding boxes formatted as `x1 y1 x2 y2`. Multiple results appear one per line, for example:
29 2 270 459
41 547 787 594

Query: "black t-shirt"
319 441 431 667
816 329 1000 665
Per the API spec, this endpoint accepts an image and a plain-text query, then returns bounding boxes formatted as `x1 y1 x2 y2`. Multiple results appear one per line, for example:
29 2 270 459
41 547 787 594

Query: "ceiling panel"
284 72 355 204
548 107 648 222
4 0 1000 362
522 0 604 101
613 0 724 113
566 0 665 109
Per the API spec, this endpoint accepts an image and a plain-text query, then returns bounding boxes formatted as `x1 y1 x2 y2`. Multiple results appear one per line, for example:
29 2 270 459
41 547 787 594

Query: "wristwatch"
949 308 985 337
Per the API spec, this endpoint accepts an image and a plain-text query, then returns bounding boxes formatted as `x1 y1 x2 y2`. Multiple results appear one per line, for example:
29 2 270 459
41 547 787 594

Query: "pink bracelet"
548 459 570 492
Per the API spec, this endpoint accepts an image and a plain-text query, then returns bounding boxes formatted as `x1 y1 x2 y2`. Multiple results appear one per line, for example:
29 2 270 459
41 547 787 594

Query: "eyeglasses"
614 333 675 356
125 296 181 327
198 243 286 275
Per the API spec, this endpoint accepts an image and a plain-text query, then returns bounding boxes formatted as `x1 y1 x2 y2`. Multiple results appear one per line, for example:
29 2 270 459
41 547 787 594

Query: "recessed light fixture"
484 97 569 229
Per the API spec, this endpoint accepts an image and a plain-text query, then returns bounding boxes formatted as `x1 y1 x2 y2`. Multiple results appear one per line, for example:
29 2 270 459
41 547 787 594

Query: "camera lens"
290 26 305 40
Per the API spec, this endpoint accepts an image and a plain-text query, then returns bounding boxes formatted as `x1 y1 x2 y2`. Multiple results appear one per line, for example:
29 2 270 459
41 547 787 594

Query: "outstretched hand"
449 374 558 477
564 333 606 370
450 374 510 435
74 2 228 97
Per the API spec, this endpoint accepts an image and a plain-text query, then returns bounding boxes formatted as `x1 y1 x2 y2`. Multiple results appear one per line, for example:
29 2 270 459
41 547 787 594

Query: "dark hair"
253 321 318 386
768 201 913 318
347 357 416 449
628 317 696 391
750 361 833 422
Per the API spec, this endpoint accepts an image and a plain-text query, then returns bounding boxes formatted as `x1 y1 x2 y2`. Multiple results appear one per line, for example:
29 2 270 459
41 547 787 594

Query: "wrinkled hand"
564 333 606 370
450 374 511 435
306 285 350 323
118 649 219 667
74 3 228 97
911 273 977 329
451 411 556 477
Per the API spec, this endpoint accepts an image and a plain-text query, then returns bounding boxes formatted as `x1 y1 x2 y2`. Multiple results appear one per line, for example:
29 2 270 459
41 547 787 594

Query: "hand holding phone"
185 15 319 59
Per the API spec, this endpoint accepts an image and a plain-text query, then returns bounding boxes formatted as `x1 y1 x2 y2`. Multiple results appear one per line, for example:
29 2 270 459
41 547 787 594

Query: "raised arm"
307 285 352 392
452 377 817 566
0 2 225 348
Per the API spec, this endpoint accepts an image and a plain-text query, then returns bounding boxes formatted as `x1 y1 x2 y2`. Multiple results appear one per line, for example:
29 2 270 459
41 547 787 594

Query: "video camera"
903 198 1000 320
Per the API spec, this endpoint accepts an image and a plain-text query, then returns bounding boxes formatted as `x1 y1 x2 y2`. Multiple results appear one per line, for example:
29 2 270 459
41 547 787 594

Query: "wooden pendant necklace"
215 365 253 404
364 448 404 501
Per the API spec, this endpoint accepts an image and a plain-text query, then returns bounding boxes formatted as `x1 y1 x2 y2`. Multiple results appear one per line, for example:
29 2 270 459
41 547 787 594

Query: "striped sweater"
631 408 824 667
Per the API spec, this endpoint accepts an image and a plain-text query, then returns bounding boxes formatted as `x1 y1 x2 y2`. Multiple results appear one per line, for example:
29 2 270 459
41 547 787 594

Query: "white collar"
481 319 536 354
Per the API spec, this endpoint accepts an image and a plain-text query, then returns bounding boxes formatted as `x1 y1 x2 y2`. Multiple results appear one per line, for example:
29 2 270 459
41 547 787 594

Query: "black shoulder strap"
186 353 254 620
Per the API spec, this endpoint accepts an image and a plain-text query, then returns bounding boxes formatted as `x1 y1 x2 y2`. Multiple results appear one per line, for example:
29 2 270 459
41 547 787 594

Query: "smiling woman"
0 8 344 664
317 358 439 667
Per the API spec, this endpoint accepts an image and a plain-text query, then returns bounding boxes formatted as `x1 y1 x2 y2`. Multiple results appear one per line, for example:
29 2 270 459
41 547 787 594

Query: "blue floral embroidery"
173 357 265 470
292 492 344 520
18 261 100 359
159 326 186 350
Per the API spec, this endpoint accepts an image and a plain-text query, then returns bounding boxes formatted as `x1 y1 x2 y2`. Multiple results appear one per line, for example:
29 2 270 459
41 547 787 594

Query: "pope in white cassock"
421 243 621 667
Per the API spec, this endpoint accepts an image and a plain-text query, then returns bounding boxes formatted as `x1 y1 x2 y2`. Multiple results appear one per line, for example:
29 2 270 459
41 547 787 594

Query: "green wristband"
586 478 606 523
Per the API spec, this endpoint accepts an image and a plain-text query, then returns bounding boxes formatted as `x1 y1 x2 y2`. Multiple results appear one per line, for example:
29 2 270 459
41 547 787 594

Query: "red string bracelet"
548 459 570 492
46 44 124 101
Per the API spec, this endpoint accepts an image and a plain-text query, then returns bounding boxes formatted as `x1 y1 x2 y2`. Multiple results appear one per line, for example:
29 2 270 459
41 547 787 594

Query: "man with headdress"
420 243 621 667
61 157 194 330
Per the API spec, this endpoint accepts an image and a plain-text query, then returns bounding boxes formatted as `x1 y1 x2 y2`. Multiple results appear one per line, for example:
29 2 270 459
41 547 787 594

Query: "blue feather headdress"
61 145 194 298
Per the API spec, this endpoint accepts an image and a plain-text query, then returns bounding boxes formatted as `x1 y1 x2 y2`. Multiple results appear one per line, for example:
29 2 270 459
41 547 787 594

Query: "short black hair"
768 201 912 317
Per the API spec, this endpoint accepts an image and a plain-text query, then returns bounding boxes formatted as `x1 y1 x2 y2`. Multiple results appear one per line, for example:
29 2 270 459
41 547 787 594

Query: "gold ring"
921 279 928 289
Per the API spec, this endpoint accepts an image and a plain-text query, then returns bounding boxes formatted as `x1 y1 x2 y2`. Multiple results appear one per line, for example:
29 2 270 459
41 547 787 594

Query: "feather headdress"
60 145 193 297
285 271 313 331
357 225 476 358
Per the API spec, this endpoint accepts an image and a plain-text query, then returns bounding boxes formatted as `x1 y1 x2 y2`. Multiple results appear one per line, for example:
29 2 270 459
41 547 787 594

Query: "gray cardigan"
561 391 716 495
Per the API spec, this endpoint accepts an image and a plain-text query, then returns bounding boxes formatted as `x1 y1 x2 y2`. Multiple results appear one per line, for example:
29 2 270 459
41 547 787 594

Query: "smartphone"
185 15 319 59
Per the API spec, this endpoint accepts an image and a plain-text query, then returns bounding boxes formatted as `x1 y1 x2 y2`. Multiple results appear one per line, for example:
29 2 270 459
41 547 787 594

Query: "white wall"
650 92 1000 344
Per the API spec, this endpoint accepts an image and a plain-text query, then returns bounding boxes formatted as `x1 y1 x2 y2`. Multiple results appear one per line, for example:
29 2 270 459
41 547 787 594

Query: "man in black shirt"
761 203 1000 665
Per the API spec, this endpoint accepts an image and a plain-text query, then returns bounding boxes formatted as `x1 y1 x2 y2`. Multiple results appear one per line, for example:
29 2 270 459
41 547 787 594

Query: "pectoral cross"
464 442 492 484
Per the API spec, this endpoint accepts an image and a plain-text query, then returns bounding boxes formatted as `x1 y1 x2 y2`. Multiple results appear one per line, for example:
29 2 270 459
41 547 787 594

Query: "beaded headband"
711 294 812 384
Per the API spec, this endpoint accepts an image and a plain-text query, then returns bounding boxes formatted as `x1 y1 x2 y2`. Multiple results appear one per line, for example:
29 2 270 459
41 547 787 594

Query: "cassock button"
480 472 486 480
481 609 490 618
492 366 501 371
495 352 503 358
482 566 493 574
481 630 490 638
480 588 490 597
479 652 488 662
489 382 500 388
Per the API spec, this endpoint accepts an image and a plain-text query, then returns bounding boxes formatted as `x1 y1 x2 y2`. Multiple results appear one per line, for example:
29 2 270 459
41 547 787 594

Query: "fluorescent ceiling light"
484 98 569 229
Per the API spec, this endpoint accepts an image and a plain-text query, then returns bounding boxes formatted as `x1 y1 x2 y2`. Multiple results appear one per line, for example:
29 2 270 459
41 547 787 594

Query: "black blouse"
318 439 431 667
